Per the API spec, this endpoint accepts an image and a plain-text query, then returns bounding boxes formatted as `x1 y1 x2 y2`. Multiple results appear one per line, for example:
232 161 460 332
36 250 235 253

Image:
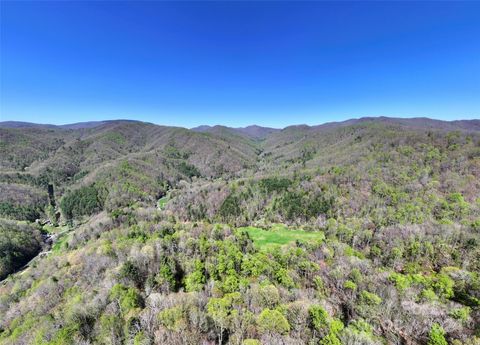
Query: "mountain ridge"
3 116 479 132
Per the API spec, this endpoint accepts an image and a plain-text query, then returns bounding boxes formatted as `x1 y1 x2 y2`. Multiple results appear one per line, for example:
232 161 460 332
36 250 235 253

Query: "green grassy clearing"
42 224 69 234
157 195 169 209
238 224 325 250
49 226 73 252
52 234 69 252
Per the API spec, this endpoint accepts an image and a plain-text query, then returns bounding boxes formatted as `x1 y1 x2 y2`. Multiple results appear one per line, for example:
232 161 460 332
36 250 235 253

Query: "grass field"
157 195 169 209
238 224 325 250
43 224 68 234
45 225 72 252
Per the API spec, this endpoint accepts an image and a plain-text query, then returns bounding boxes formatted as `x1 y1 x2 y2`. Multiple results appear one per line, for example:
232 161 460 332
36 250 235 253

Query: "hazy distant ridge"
2 116 479 133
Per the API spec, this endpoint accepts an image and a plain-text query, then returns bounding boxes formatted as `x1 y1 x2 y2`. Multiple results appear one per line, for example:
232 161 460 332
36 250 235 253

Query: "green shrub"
109 284 143 313
435 193 470 222
420 288 438 302
257 308 290 335
158 306 184 331
388 273 411 291
360 291 382 306
471 219 480 232
222 273 240 293
309 305 329 332
313 276 326 295
243 340 261 345
427 323 448 345
320 333 341 345
449 306 471 322
99 314 123 343
275 268 295 289
344 280 357 291
47 323 78 345
133 331 148 345
432 273 454 299
155 259 178 292
206 292 242 335
344 246 365 259
183 260 205 292
119 260 143 287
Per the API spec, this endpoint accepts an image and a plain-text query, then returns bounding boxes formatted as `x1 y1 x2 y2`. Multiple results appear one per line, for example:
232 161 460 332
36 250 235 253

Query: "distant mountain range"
2 116 480 134
0 119 144 130
191 124 280 140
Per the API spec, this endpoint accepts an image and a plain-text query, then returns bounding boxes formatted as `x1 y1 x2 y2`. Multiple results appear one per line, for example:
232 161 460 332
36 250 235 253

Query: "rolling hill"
0 117 479 345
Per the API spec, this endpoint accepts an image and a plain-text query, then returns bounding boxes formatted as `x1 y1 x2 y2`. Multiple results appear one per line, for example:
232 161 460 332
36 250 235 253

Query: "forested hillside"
0 117 479 345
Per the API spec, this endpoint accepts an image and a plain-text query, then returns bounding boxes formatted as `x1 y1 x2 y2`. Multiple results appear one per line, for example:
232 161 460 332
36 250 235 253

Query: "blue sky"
1 1 479 128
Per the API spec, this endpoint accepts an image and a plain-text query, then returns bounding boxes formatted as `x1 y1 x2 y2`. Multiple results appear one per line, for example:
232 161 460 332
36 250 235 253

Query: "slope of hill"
0 120 125 130
192 124 280 140
0 121 59 129
1 120 260 217
311 117 480 132
0 127 73 171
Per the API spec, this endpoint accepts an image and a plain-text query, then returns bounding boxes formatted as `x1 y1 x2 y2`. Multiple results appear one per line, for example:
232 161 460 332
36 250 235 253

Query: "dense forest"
0 117 479 345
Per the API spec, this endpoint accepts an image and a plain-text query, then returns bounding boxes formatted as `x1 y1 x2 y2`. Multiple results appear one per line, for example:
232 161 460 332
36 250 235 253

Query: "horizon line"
1 115 480 130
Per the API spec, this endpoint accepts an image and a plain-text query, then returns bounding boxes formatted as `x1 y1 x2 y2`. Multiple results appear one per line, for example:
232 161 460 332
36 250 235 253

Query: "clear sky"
1 1 479 128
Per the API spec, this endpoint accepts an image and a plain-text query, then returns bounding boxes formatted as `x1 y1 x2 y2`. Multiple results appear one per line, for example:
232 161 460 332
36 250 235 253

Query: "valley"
0 117 479 345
